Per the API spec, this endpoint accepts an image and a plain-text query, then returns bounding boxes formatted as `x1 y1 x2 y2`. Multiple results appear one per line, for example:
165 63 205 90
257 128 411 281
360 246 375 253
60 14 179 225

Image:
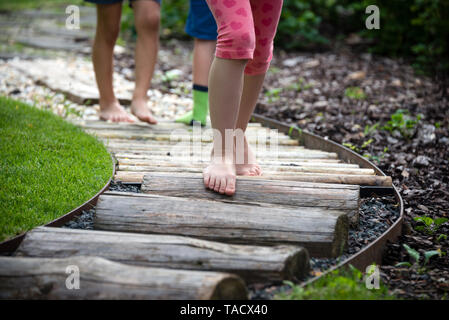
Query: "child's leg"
131 0 161 124
177 0 217 126
203 57 247 195
203 0 255 195
93 2 134 122
235 0 284 175
176 38 215 126
234 73 265 175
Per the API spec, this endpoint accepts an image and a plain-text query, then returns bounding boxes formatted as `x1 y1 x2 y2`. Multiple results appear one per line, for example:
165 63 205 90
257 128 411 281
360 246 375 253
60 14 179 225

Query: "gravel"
248 195 400 300
62 209 95 230
109 181 141 193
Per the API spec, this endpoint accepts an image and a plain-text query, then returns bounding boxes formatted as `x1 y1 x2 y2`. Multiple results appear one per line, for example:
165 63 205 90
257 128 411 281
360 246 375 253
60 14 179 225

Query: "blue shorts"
185 0 217 41
85 0 161 6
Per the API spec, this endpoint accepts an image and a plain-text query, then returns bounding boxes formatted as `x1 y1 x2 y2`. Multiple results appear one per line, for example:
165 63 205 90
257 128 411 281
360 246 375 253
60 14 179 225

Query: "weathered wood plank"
114 170 389 186
121 164 374 175
15 227 309 283
70 119 262 128
75 122 284 135
95 192 349 257
113 152 342 163
0 256 247 299
88 130 299 145
116 157 359 168
141 173 359 223
109 148 339 159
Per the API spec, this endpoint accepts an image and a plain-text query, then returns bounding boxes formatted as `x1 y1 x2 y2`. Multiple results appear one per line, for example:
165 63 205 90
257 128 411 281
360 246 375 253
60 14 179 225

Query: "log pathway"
1 119 392 299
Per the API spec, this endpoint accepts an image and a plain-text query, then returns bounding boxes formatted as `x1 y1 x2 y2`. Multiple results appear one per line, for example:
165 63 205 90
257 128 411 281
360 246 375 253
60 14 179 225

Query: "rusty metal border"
251 113 404 273
0 153 116 254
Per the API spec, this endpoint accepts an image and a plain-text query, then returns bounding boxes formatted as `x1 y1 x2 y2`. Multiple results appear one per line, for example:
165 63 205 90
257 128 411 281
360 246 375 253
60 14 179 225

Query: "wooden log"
114 170 390 186
76 122 283 135
120 163 374 175
95 192 349 257
103 140 310 151
140 172 359 225
88 130 299 146
109 148 338 159
114 152 342 163
117 163 371 175
70 119 262 128
141 173 359 211
251 174 392 187
0 256 247 299
16 227 310 283
116 157 359 168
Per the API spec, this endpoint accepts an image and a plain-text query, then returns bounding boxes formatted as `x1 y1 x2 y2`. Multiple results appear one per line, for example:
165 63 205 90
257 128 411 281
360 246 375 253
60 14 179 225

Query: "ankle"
99 98 119 110
132 93 148 103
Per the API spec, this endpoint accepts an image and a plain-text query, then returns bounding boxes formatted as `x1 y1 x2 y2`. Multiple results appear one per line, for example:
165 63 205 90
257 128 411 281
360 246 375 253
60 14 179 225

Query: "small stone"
313 100 328 111
401 169 409 178
282 57 305 67
302 59 320 69
391 78 402 87
413 155 430 167
345 71 366 81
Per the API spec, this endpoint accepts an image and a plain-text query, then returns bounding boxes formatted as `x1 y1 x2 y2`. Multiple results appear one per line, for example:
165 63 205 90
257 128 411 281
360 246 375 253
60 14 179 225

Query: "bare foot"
235 136 262 176
203 158 236 196
131 98 157 124
99 101 134 123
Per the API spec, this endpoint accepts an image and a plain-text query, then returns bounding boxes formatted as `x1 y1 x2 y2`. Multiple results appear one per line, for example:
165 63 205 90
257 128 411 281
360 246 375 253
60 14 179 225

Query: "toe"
225 176 236 196
208 176 216 190
214 178 221 192
203 172 210 187
148 115 157 124
218 178 226 194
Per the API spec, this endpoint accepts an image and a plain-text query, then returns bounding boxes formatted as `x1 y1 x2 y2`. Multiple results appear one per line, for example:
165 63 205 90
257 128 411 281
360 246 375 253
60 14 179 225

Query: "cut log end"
332 214 349 258
281 246 310 280
0 256 248 300
210 276 248 300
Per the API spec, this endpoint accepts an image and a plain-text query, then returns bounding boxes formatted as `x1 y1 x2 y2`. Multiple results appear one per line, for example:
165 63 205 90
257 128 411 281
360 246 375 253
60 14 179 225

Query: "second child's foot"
203 160 236 196
131 99 157 124
235 136 262 176
175 110 206 126
99 101 134 123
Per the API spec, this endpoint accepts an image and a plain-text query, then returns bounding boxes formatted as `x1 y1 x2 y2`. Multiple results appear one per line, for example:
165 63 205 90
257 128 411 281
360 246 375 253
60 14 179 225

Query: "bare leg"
203 57 247 196
235 73 265 176
131 0 160 124
93 3 134 122
193 38 216 86
176 38 216 125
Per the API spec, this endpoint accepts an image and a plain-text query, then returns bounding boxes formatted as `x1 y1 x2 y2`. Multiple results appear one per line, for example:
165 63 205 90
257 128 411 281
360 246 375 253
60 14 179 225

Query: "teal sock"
176 84 209 126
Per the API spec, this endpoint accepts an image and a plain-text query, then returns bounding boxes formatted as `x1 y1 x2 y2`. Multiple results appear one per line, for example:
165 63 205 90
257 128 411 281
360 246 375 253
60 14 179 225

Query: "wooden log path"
1 119 392 299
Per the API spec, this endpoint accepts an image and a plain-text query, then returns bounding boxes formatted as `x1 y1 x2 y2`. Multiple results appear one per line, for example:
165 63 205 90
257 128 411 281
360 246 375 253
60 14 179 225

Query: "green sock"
175 84 209 126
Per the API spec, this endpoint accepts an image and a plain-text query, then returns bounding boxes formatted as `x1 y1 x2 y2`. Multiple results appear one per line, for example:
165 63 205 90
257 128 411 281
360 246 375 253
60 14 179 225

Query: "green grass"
0 96 112 241
344 87 367 100
276 265 395 300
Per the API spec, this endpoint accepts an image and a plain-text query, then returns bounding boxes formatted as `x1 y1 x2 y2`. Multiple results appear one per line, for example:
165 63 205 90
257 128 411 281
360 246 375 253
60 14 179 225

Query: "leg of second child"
176 38 215 126
93 2 134 122
131 0 161 124
176 0 217 126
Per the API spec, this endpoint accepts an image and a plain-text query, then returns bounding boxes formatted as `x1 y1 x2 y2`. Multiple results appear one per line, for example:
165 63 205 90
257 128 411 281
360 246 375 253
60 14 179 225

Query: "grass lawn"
276 265 395 300
0 96 112 242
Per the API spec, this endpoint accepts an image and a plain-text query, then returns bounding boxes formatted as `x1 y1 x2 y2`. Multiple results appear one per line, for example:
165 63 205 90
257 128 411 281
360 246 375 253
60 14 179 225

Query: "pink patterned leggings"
206 0 283 75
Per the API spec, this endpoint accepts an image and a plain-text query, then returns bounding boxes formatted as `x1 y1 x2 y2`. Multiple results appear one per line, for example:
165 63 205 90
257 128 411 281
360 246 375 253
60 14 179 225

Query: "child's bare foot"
203 158 236 196
235 136 262 176
99 101 134 123
131 98 157 124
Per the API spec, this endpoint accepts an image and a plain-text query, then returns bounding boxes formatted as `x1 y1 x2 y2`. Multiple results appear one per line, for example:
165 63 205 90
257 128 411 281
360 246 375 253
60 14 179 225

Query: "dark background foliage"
126 0 448 79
